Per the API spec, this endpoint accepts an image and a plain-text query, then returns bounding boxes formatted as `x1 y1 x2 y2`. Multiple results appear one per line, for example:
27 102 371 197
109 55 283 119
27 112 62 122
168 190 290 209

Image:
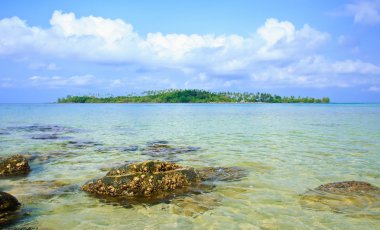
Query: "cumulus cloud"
247 56 380 89
0 11 328 69
345 0 380 25
0 11 379 90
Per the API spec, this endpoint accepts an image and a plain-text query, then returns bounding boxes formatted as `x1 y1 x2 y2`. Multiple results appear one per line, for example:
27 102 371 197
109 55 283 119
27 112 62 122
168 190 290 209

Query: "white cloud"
109 79 123 88
28 74 95 88
0 11 379 90
0 12 329 70
257 18 295 46
332 59 380 74
289 56 380 75
345 0 380 25
49 11 136 43
0 78 13 88
28 62 58 70
368 86 380 92
246 56 380 89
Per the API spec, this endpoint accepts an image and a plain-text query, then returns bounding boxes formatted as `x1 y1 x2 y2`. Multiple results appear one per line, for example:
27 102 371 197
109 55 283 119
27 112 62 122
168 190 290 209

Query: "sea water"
0 103 379 229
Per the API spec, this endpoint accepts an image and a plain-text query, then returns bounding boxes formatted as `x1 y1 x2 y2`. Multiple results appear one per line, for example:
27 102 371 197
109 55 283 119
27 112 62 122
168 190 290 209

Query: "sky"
1 0 380 102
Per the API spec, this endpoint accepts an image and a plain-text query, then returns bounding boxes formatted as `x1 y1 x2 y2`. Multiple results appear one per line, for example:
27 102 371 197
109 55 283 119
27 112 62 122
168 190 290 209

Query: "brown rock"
0 191 21 225
315 181 380 194
0 155 31 177
82 160 201 199
300 181 380 214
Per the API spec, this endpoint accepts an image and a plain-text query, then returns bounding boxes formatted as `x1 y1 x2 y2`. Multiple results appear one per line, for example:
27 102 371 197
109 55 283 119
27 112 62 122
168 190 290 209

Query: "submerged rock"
198 167 248 182
300 181 380 214
314 181 380 194
0 131 10 135
0 155 31 177
146 140 169 146
0 191 21 226
82 160 201 199
95 145 139 153
61 140 102 149
30 134 60 140
6 124 79 134
142 141 200 157
170 193 221 217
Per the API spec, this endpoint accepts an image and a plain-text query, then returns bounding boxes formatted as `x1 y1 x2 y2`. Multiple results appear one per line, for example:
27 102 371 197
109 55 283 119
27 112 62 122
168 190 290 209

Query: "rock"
314 181 380 194
0 192 20 213
0 155 31 177
198 167 248 182
0 191 21 226
82 160 201 199
83 161 248 207
300 181 380 214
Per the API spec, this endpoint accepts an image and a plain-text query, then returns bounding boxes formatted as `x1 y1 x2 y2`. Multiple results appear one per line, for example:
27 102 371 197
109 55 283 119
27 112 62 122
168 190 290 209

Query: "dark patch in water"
198 167 249 182
170 192 222 217
146 140 169 146
60 140 102 149
141 141 200 162
22 151 72 166
95 145 139 153
30 134 72 140
0 131 10 135
31 134 58 140
308 123 343 128
113 126 137 135
143 141 200 157
6 124 80 134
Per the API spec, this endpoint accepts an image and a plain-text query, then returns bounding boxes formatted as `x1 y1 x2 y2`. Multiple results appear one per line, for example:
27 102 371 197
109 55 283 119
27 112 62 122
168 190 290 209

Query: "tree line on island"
57 89 330 103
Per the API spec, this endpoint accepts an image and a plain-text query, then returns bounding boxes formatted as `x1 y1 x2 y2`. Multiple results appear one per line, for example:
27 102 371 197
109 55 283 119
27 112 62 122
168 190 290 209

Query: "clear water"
0 103 379 229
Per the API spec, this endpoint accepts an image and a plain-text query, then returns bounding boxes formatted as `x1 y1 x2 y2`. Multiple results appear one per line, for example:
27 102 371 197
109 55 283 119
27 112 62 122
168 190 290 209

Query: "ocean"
1 103 379 229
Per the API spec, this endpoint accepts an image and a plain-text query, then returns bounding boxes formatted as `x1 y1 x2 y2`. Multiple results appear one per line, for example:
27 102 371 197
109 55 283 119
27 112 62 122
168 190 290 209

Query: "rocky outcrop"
82 160 201 198
0 155 31 177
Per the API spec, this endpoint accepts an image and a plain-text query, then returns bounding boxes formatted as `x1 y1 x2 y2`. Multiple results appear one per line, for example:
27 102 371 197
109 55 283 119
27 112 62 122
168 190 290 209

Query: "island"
57 89 330 103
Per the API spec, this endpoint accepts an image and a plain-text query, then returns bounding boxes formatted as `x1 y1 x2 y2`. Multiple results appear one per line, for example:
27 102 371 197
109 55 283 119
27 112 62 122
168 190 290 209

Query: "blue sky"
1 0 380 102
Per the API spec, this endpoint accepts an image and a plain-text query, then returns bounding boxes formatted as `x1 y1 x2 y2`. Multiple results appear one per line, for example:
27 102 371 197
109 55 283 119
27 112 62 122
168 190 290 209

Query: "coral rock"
82 160 201 198
0 155 31 177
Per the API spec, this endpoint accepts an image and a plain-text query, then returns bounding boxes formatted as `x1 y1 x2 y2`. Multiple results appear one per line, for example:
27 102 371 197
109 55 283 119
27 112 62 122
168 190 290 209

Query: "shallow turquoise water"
0 103 379 229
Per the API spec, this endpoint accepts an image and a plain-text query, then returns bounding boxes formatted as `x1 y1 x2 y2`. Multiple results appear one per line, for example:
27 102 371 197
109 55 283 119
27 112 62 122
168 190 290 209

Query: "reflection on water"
0 103 380 229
